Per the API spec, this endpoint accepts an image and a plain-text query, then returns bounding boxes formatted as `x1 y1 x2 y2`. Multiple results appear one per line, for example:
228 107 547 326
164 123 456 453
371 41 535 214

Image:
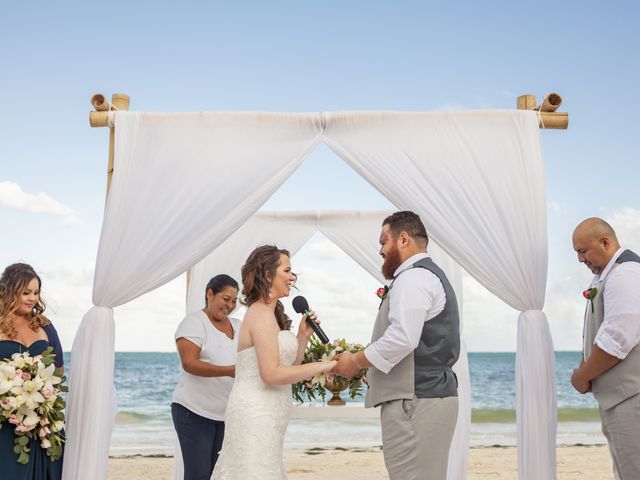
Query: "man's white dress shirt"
364 252 446 374
591 247 640 360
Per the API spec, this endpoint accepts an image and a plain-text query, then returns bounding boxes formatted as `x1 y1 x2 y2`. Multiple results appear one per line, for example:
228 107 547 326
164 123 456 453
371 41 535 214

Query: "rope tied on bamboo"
107 109 118 128
536 109 545 129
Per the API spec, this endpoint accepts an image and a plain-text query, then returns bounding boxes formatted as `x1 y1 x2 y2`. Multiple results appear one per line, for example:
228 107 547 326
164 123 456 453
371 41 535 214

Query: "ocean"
64 351 605 455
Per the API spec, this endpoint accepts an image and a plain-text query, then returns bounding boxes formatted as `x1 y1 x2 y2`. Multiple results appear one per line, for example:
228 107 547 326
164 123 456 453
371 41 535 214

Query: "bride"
212 245 336 480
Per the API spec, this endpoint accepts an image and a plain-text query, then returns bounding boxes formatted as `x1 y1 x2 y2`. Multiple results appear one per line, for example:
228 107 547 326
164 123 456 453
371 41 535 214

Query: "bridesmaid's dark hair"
241 245 294 331
204 274 239 306
0 263 50 339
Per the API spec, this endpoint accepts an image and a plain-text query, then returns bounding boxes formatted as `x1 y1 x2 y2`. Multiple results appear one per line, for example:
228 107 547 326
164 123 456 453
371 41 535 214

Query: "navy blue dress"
0 324 64 480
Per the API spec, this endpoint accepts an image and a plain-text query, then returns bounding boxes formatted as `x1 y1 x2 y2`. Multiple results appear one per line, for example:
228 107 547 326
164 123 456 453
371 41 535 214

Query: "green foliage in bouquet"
292 337 368 403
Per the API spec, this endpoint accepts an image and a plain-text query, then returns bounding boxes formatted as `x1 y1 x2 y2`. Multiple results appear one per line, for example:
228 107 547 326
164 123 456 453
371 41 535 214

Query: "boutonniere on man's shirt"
583 287 598 313
376 286 389 300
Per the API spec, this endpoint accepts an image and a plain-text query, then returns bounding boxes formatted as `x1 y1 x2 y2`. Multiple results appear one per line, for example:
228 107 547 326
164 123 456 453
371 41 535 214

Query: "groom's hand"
333 351 361 378
571 368 592 394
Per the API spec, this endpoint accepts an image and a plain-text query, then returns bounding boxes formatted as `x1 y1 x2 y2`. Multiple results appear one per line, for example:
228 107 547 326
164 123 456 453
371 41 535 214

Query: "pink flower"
42 387 54 399
21 372 31 381
376 286 389 299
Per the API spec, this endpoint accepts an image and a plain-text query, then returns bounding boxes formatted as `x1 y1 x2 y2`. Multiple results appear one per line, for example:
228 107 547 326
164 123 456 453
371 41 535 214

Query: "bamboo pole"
106 94 131 198
91 94 110 112
517 93 568 129
517 94 537 110
533 93 562 112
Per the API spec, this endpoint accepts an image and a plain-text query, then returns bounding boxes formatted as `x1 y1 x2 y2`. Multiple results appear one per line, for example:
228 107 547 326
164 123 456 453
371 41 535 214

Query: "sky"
1 1 639 352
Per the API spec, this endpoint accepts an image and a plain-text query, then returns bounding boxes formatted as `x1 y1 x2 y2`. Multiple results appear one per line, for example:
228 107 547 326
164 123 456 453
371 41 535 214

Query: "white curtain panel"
186 212 320 314
63 112 323 480
322 110 554 480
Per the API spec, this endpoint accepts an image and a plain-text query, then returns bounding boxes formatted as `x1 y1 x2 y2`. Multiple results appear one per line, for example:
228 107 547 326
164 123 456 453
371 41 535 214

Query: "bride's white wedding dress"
212 330 298 480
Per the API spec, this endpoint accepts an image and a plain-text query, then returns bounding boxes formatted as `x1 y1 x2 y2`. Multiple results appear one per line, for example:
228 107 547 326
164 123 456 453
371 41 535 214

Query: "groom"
334 211 460 480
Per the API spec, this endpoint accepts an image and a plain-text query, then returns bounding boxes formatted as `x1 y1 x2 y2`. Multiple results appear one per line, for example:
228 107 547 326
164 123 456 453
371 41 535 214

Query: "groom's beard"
381 245 402 280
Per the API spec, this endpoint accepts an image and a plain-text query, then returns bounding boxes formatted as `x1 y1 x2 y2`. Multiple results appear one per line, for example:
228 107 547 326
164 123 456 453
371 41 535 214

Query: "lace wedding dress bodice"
212 330 299 480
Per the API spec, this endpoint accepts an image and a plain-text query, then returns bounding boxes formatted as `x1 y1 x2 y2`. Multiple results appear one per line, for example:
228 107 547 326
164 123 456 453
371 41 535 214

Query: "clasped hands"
297 311 366 378
331 351 364 378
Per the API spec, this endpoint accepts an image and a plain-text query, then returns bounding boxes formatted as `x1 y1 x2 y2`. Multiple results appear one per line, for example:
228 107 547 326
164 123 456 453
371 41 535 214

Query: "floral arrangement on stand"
0 347 67 464
292 337 368 404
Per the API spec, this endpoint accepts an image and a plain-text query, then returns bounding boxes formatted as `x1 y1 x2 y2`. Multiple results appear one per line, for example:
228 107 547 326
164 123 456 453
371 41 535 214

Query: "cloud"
548 201 566 214
306 240 350 261
38 262 95 351
607 208 640 251
280 264 381 345
37 262 187 352
433 103 466 112
460 275 519 352
0 181 80 224
44 207 640 353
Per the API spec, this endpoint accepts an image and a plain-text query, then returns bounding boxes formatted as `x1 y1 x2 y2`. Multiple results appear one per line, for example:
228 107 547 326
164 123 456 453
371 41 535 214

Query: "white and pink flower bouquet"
0 347 67 464
292 337 368 403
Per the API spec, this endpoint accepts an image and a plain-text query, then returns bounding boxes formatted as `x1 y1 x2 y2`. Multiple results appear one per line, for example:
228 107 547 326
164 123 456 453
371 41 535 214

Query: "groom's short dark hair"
383 211 429 247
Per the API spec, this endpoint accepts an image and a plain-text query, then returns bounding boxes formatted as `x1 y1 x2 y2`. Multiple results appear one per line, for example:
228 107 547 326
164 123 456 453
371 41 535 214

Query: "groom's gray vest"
365 257 460 408
583 249 640 410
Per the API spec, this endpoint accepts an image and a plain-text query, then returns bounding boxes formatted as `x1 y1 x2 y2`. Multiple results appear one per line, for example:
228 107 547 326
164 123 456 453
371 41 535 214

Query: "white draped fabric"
65 109 552 480
322 110 554 479
63 112 323 479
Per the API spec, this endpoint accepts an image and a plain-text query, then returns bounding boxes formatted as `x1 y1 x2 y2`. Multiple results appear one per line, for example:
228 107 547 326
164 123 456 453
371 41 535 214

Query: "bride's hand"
322 359 337 372
297 309 319 341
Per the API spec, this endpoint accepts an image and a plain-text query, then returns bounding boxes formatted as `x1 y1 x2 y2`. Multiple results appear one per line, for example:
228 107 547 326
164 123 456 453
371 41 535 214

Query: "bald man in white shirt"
571 217 640 479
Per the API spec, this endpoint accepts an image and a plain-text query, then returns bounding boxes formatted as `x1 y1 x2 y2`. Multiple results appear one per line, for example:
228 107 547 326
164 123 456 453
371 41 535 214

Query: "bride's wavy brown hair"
0 263 50 339
241 245 294 331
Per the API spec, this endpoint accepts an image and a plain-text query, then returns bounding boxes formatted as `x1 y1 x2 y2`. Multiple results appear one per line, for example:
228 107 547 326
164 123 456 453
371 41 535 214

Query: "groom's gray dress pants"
380 396 458 480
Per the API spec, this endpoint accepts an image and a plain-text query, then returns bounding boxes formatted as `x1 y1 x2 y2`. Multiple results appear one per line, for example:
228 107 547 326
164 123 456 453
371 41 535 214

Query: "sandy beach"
108 444 615 479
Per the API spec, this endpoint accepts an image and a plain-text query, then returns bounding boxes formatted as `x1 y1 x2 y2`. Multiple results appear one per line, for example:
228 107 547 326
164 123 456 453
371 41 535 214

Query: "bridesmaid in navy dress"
0 263 64 480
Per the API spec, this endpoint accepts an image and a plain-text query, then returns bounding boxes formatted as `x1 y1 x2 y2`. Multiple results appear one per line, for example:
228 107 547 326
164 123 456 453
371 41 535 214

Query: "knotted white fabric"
323 110 554 480
63 112 324 480
65 109 551 480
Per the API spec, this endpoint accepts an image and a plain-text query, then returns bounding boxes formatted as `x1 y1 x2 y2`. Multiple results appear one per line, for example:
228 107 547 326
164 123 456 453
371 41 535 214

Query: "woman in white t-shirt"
171 274 240 480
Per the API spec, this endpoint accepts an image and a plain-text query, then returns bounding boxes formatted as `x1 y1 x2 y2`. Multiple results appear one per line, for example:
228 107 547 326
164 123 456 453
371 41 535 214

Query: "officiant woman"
171 274 240 480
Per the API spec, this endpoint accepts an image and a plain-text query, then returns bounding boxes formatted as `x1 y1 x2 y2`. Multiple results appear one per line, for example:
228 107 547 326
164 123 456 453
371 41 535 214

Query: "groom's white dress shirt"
364 252 446 374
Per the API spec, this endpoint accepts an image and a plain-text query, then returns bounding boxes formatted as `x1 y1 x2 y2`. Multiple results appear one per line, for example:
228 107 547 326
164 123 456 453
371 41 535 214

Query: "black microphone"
292 295 329 344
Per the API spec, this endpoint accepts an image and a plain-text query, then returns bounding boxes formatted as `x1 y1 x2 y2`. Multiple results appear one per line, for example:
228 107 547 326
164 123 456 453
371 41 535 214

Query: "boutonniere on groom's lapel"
376 286 389 300
583 287 598 313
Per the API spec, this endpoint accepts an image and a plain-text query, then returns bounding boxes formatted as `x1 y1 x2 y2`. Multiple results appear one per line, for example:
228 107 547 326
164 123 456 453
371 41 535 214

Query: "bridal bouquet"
292 337 368 403
0 347 67 464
